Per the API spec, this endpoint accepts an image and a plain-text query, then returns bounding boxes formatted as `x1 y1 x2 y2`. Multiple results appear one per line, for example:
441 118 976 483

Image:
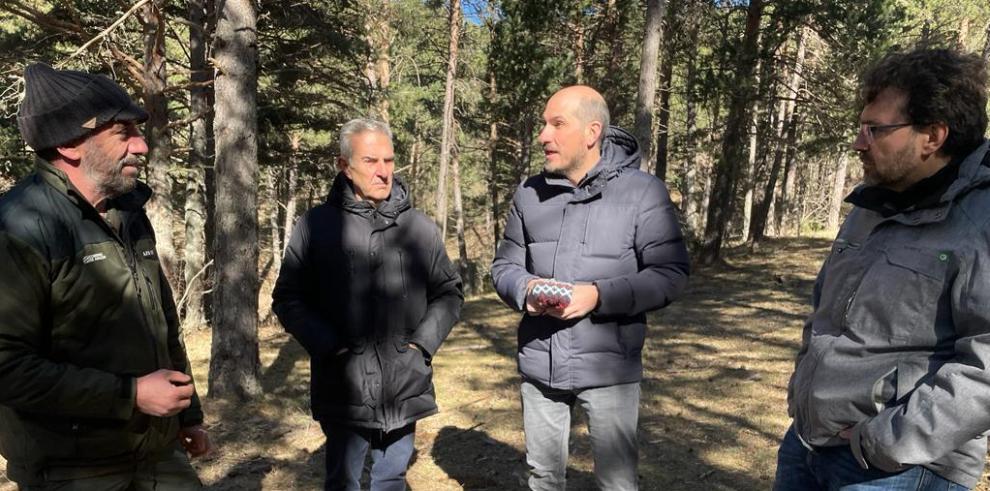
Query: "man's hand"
524 278 547 315
839 427 853 440
548 283 599 320
179 425 212 458
135 369 194 417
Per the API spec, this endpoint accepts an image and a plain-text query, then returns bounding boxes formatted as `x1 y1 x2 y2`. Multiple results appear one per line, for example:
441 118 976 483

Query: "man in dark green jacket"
0 63 210 489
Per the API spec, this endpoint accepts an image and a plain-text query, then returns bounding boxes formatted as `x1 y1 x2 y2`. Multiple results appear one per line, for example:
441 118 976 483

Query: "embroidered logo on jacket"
142 250 156 258
83 252 107 264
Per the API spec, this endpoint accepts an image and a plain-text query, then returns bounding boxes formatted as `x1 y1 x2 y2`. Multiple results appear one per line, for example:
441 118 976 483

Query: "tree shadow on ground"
431 425 598 490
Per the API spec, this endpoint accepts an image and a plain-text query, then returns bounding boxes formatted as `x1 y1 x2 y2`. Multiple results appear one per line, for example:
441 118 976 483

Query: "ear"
336 156 352 179
585 121 603 148
919 122 949 157
55 143 83 162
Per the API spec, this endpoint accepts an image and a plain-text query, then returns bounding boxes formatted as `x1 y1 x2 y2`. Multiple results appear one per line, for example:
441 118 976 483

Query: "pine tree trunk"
363 0 392 123
209 0 261 400
282 134 301 256
983 21 990 64
698 0 763 264
488 73 501 252
267 167 281 271
633 0 666 171
827 150 849 232
680 10 701 240
749 27 806 243
452 143 470 295
654 0 677 181
182 0 212 329
142 0 177 287
772 27 808 236
435 0 461 238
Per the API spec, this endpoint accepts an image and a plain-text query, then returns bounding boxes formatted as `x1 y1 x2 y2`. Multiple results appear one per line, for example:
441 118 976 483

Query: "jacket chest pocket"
845 247 949 345
582 205 635 258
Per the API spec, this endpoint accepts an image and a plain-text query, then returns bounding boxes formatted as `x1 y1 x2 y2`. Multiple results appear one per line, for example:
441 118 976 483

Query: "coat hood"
327 171 411 219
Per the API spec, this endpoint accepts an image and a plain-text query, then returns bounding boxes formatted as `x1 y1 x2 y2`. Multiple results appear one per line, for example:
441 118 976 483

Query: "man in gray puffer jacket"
776 48 990 490
492 86 690 490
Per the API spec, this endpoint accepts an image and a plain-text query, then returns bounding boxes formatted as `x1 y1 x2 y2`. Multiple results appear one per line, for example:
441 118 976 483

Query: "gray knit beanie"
16 63 148 152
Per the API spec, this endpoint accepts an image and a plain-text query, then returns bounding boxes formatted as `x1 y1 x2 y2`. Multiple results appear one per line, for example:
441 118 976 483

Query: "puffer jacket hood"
542 126 641 201
328 172 411 219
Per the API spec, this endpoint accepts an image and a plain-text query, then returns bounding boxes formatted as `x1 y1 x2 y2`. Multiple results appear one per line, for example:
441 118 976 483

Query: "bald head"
538 85 611 184
548 86 610 146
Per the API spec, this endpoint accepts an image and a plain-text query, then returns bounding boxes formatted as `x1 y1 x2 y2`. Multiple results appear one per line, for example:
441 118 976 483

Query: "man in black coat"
272 118 463 491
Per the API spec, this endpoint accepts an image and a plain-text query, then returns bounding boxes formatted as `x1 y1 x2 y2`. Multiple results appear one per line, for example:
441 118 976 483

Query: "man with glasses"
775 47 990 490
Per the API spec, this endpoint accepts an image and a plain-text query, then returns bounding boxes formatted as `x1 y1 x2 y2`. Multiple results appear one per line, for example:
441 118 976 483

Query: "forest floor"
4 237 990 490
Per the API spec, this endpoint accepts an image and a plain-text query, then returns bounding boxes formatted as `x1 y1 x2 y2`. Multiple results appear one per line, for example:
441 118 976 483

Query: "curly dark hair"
861 47 988 159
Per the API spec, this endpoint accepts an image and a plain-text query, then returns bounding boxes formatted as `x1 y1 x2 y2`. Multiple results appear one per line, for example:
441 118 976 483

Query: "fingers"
165 370 192 385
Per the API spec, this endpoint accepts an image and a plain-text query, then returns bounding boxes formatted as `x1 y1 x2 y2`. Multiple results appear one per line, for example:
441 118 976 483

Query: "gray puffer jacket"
491 126 689 390
787 140 990 488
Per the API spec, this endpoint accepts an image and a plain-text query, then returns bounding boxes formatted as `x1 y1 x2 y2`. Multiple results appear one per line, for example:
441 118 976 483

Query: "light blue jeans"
774 426 969 490
521 380 640 491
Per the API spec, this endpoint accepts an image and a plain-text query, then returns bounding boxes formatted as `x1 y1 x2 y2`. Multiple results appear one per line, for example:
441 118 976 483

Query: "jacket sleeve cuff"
594 278 632 316
109 376 137 421
850 423 870 469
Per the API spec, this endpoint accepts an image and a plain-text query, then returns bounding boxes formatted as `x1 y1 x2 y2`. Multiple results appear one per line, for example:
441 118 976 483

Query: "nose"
129 135 149 155
851 129 869 152
537 125 551 144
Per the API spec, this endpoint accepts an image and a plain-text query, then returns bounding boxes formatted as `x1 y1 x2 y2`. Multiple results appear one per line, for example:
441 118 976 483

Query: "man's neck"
52 160 106 209
565 150 602 186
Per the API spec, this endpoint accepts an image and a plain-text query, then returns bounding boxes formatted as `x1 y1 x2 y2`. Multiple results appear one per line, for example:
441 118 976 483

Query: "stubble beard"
862 144 916 190
83 146 141 199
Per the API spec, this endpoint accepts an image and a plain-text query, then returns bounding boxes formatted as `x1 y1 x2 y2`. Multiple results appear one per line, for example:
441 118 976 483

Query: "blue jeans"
521 380 640 491
320 422 416 491
774 426 968 490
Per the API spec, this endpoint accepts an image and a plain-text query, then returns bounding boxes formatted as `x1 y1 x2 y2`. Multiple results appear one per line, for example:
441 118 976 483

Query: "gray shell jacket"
491 126 689 390
787 140 990 488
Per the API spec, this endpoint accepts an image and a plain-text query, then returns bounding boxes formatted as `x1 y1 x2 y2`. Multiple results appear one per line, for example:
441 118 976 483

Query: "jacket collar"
327 172 411 222
541 125 642 203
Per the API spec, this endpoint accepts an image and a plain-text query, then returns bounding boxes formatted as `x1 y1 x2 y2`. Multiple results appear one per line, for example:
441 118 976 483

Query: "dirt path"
5 237 988 490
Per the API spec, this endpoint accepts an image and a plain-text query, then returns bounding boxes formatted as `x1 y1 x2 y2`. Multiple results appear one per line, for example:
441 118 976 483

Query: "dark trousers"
20 444 201 491
320 422 416 491
774 426 967 490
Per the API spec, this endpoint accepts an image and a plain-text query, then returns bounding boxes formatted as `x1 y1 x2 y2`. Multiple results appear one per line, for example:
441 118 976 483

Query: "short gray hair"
339 118 393 160
574 96 610 146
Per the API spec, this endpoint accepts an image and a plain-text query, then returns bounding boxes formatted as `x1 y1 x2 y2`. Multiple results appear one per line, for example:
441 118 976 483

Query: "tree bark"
633 0 666 171
698 0 763 264
487 73 500 252
141 0 177 287
435 0 462 238
827 150 849 232
282 134 301 256
983 21 990 64
182 0 212 328
679 5 702 240
209 0 261 400
362 0 392 123
451 139 469 295
750 26 806 243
